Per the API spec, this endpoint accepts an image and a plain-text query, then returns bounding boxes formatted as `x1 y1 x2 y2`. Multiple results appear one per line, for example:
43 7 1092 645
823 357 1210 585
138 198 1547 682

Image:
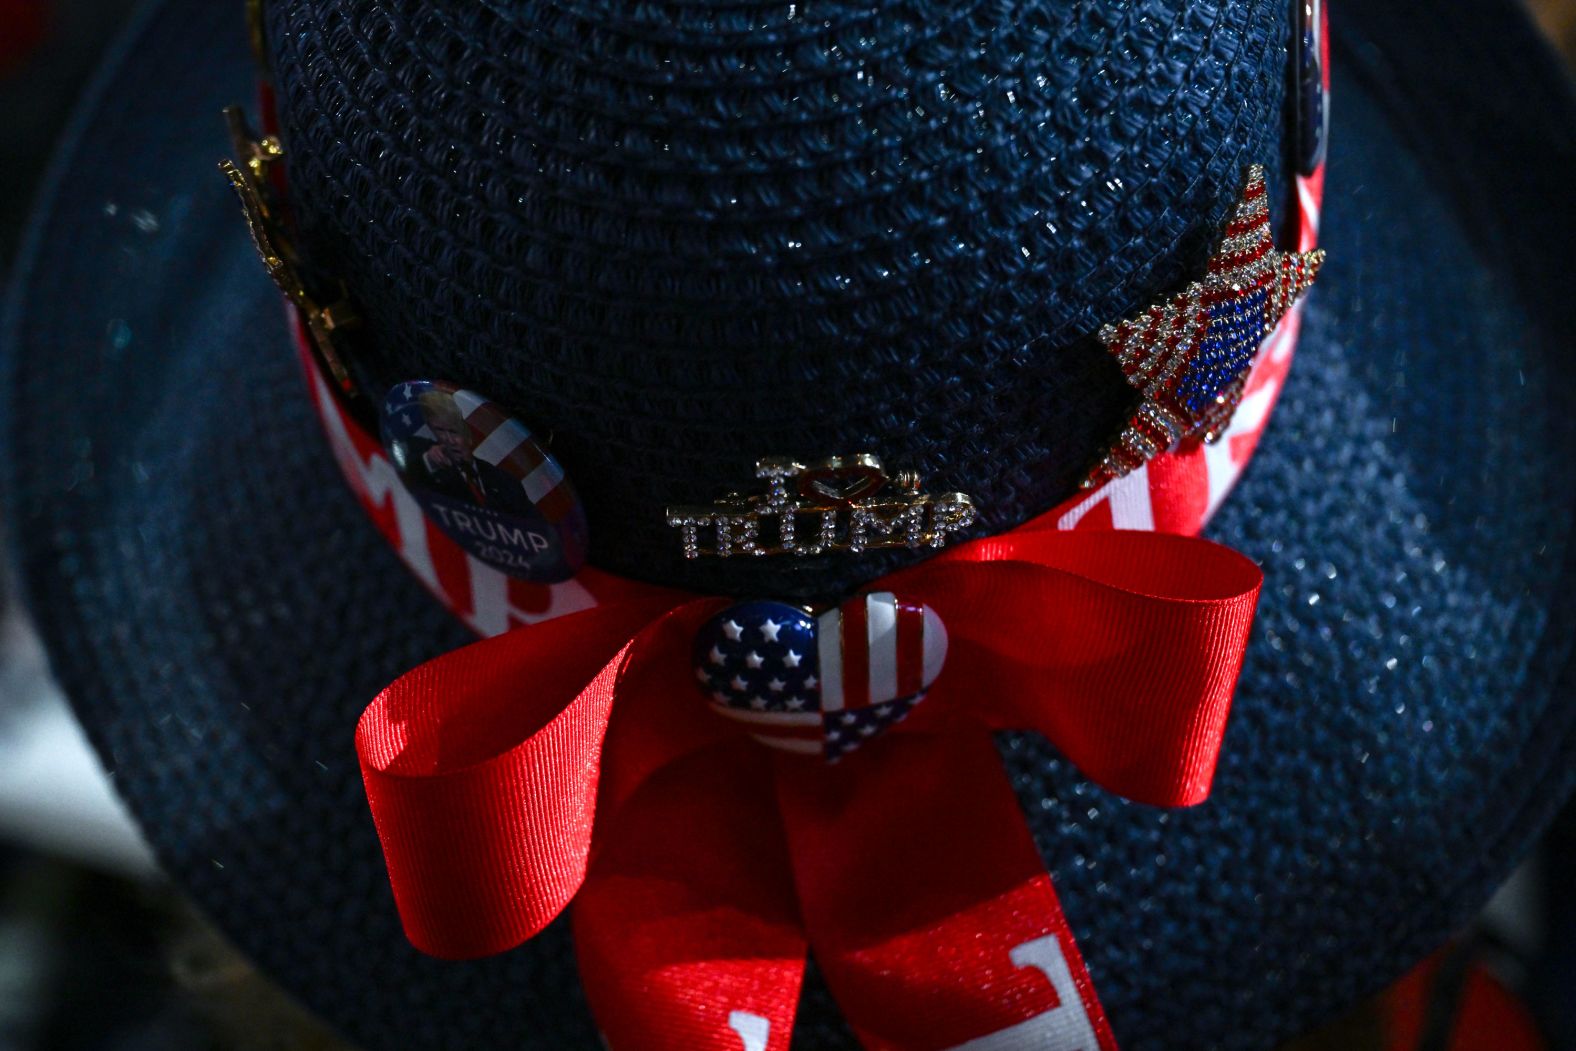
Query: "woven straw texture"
266 0 1293 598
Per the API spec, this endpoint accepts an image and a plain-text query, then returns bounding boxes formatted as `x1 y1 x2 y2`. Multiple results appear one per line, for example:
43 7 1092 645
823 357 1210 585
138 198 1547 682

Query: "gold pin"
218 107 361 396
666 455 976 560
223 106 284 200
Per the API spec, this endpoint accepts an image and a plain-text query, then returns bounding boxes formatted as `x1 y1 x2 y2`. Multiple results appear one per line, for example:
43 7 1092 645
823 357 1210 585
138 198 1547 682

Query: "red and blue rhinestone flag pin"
1086 165 1325 489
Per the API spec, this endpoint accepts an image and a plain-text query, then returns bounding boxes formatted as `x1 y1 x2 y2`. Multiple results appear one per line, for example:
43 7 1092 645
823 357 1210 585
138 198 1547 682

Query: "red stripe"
1069 497 1114 532
504 576 563 620
534 484 577 524
497 437 546 478
895 601 924 699
464 401 509 434
1145 453 1211 536
841 599 870 709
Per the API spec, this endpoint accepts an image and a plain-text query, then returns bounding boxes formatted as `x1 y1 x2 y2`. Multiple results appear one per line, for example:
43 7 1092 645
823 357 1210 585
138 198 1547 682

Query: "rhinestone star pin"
1084 165 1325 488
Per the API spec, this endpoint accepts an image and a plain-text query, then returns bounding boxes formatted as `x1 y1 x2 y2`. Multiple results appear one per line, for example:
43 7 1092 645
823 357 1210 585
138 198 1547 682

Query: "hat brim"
6 0 1576 1047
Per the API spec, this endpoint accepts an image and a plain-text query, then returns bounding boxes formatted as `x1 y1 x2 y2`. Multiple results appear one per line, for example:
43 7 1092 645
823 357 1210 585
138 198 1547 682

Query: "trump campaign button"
379 381 588 582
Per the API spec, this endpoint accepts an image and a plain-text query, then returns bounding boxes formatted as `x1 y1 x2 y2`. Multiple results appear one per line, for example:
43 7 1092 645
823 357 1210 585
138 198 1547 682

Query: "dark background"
0 2 1572 1049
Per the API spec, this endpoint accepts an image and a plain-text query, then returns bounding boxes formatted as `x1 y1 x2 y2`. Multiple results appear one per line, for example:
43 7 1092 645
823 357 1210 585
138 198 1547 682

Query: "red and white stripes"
816 592 948 710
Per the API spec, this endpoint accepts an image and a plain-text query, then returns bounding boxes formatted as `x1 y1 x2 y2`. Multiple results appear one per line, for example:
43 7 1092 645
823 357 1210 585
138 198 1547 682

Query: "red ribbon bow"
356 524 1261 1050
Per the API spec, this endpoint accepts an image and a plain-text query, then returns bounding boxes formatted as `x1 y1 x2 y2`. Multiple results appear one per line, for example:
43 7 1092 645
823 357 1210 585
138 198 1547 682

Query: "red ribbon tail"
575 745 809 1051
775 734 1118 1051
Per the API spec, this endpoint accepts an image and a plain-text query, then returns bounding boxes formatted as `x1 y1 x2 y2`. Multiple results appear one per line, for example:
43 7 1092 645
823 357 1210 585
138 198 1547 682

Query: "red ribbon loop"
355 530 1262 1044
911 530 1263 805
357 594 679 958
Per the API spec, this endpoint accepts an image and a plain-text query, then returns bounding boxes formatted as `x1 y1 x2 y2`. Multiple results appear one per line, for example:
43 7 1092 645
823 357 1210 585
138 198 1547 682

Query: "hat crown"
265 0 1294 597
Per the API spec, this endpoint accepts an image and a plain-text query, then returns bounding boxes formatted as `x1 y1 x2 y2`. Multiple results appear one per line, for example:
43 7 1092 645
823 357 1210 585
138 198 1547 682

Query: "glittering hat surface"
3 0 1575 1048
263 0 1308 599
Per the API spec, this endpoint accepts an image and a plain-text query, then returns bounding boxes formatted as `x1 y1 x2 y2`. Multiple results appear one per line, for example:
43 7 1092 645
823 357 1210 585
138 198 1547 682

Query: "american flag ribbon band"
309 130 1324 637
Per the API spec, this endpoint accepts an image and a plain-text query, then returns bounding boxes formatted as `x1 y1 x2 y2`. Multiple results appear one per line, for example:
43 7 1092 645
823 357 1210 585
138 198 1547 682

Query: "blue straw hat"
3 0 1574 1046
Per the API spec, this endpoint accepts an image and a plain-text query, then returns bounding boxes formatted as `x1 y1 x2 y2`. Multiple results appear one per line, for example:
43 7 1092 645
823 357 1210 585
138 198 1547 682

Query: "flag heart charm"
693 594 948 760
